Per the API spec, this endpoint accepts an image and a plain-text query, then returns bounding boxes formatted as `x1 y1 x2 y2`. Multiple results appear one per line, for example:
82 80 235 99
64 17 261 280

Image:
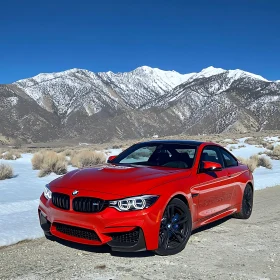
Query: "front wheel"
155 198 192 256
233 184 253 219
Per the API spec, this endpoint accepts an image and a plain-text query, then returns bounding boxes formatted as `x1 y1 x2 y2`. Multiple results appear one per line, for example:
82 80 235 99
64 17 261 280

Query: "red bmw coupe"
39 140 254 255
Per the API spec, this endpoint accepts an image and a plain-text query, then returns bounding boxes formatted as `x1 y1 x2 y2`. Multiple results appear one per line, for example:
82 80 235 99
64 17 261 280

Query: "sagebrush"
0 163 14 180
237 154 272 172
71 150 106 168
32 151 67 177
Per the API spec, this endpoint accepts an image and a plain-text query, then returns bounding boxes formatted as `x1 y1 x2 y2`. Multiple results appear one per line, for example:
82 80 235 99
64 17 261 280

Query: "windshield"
111 143 197 169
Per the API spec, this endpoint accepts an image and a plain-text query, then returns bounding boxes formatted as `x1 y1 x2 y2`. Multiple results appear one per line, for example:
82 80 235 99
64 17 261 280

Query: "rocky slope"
1 66 279 143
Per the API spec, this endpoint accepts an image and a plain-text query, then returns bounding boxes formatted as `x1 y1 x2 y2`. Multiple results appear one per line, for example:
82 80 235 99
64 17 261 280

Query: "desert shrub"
0 163 14 180
61 149 75 157
31 152 44 170
238 144 246 148
1 150 21 160
272 145 280 156
260 141 268 148
237 155 258 173
112 144 122 149
266 144 274 151
71 150 106 168
245 137 262 145
265 145 280 160
237 154 272 172
32 151 67 177
222 139 239 145
257 156 272 169
53 147 66 153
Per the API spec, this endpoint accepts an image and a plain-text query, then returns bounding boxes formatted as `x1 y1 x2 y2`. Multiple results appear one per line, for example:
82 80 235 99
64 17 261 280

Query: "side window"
220 148 238 168
199 146 224 170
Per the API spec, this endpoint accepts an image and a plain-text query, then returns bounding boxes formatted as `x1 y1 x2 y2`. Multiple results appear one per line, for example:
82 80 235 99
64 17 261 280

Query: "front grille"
73 197 105 213
52 193 70 210
110 228 140 245
55 223 100 241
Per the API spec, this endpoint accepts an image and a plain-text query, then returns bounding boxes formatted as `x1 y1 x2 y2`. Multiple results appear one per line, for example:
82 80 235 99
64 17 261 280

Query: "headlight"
109 195 159 211
43 184 52 200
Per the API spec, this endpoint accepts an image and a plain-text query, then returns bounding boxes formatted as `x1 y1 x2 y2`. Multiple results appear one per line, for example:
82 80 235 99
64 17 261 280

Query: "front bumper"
38 193 163 251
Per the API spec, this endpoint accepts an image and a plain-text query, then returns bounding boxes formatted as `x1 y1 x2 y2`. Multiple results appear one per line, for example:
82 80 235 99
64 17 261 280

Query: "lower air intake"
55 223 100 241
109 228 140 245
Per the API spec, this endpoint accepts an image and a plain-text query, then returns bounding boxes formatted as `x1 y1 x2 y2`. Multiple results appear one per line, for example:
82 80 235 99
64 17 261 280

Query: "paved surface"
1 186 280 280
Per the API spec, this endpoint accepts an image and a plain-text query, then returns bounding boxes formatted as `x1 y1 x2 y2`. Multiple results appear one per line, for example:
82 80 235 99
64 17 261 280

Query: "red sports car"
39 140 254 255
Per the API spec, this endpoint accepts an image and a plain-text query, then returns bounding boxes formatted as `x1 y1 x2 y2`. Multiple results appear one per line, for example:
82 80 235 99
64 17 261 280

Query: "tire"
233 184 253 219
155 198 192 256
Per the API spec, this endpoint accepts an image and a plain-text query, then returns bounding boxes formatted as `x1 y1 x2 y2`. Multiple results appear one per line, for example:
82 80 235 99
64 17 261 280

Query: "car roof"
140 140 204 146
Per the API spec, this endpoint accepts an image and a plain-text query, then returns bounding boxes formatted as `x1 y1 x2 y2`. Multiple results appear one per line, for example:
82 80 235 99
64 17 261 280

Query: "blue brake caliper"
169 213 180 237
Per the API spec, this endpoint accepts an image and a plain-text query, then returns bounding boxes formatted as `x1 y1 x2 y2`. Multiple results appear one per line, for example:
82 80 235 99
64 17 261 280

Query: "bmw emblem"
72 190 79 196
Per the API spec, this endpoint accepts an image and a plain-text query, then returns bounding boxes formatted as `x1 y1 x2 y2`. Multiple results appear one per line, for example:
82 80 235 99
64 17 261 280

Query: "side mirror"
107 155 117 163
201 161 222 172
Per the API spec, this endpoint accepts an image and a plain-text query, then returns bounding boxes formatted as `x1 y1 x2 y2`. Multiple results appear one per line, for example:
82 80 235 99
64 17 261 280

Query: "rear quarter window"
220 148 238 168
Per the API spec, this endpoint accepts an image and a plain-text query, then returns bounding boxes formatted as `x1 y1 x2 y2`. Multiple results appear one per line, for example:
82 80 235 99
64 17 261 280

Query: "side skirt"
192 205 239 230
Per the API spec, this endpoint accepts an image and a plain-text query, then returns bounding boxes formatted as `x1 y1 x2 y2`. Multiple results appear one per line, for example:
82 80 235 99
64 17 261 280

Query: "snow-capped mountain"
14 66 193 117
1 66 279 143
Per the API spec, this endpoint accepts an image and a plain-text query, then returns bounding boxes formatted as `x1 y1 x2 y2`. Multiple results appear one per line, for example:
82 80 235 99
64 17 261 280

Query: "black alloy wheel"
155 198 192 256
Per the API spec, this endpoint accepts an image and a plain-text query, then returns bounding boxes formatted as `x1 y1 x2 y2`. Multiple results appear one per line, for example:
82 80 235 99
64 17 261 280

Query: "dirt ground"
0 186 280 280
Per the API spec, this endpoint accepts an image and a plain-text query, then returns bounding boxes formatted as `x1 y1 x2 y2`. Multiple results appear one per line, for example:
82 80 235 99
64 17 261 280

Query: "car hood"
50 164 192 197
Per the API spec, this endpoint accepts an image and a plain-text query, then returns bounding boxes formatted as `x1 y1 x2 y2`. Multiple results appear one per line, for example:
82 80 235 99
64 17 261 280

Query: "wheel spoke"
161 229 169 249
177 216 188 225
167 205 174 220
170 229 184 243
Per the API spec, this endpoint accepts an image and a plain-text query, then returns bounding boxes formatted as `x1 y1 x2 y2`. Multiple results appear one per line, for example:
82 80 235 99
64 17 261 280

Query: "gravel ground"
1 186 280 280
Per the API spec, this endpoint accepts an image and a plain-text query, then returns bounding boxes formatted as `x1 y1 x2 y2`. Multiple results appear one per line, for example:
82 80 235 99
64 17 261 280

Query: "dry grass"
31 152 44 170
60 149 75 158
237 154 272 172
0 163 14 180
32 151 67 177
245 137 264 146
266 145 280 160
237 155 258 172
71 150 106 168
266 144 274 151
258 156 273 169
272 145 280 155
0 150 21 160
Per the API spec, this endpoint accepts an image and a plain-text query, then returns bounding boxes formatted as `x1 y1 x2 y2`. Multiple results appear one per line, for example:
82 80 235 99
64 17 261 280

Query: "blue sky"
0 0 279 83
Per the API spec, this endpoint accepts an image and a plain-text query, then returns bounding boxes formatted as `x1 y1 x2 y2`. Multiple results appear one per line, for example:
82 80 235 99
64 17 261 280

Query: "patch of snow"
263 136 279 142
79 142 90 146
226 139 280 190
223 139 234 143
6 97 18 106
227 69 269 82
254 159 280 190
198 66 226 77
0 154 63 246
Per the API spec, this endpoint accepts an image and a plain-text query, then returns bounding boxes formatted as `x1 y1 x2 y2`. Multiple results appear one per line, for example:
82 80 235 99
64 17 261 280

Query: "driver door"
191 146 234 222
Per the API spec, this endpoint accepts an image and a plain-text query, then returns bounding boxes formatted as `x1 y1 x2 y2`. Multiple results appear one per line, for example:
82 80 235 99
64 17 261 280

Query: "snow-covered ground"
0 154 61 246
0 141 279 247
227 137 280 190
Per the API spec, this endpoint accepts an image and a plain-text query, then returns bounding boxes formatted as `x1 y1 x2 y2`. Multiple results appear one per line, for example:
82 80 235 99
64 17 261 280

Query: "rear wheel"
155 198 192 256
233 184 253 219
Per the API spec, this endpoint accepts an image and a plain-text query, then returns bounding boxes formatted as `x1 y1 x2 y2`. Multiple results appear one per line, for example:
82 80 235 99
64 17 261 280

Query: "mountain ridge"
1 66 279 143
